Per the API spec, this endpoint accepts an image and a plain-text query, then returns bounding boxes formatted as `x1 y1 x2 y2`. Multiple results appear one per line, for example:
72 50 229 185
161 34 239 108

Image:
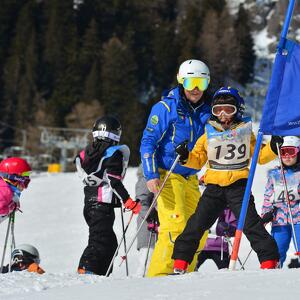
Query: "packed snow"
1 163 300 300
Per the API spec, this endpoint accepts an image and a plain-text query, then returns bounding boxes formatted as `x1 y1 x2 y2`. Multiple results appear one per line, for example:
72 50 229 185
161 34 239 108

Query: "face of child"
282 155 297 166
217 113 234 129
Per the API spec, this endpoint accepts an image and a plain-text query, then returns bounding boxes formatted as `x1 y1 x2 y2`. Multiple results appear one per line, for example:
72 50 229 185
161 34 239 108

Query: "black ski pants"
78 198 118 276
172 179 279 264
196 250 230 270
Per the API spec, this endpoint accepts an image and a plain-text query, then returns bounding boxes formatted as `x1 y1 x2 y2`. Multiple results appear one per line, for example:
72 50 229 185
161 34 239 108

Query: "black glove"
175 141 189 164
261 207 277 224
270 136 284 155
146 208 159 225
146 208 159 233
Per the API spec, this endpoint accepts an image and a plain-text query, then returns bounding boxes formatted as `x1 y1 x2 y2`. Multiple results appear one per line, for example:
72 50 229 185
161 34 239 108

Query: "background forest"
0 0 256 166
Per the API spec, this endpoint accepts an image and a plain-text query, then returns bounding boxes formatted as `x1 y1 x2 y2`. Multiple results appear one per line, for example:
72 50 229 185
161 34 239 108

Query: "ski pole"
240 221 269 269
143 231 154 277
105 212 134 277
226 236 245 270
240 248 253 270
0 214 12 273
276 142 300 255
119 155 180 267
9 211 16 272
120 207 129 276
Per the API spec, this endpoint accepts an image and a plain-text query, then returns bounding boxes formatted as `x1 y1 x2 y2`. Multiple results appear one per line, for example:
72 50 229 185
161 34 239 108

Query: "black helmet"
92 116 122 145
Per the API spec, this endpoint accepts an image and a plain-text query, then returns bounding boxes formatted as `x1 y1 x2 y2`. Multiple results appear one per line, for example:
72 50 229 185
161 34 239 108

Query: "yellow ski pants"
146 170 208 277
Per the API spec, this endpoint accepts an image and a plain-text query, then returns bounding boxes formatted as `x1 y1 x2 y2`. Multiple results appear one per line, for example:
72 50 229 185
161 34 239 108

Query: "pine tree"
177 0 204 63
43 0 81 125
198 3 239 88
2 1 39 132
234 4 256 85
0 0 28 148
100 36 142 165
149 0 179 91
80 18 102 102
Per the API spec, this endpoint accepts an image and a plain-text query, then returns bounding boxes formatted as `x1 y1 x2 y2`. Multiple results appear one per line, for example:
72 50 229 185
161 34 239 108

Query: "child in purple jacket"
196 208 237 270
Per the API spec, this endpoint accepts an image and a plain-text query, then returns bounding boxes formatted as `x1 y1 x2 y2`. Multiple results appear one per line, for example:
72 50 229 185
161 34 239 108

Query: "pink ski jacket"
0 178 15 221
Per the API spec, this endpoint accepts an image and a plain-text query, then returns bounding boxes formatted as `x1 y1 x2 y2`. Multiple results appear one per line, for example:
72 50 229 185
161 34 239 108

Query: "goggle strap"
92 131 120 142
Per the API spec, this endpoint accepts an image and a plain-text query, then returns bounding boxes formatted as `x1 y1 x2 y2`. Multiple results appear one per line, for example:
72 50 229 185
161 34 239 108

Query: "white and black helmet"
177 59 210 82
11 244 40 265
92 116 122 145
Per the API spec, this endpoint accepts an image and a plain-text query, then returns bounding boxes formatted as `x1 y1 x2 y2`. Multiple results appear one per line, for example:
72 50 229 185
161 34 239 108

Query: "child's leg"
78 202 118 275
291 223 300 254
196 251 210 270
172 184 226 264
226 180 279 263
271 225 291 266
210 251 230 269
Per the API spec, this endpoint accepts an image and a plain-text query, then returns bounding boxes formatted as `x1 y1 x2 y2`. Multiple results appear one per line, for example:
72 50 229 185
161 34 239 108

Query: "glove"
261 207 277 224
146 208 159 224
175 141 189 164
146 208 159 233
270 136 284 154
124 198 141 214
147 221 159 233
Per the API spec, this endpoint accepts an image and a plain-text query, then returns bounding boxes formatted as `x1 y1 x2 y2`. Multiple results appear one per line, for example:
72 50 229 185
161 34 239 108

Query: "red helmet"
0 157 32 175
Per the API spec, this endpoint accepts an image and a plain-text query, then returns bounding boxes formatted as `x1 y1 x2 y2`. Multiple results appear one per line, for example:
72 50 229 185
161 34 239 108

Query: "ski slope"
0 163 300 300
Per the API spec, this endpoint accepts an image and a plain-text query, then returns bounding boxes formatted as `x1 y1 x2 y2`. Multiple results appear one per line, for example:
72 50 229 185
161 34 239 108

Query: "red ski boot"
260 259 279 269
173 259 189 275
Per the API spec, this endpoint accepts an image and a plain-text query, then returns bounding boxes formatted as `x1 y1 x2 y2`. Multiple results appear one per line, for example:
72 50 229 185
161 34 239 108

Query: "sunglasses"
212 104 237 117
280 146 299 158
178 77 210 91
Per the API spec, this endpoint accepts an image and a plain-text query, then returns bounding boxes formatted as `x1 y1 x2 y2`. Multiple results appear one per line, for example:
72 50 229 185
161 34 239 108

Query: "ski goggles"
0 172 31 189
280 146 299 158
212 104 237 117
12 251 40 265
178 77 210 91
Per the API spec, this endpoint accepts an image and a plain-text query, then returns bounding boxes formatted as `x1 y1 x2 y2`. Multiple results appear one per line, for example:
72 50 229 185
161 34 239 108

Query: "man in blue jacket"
140 59 211 276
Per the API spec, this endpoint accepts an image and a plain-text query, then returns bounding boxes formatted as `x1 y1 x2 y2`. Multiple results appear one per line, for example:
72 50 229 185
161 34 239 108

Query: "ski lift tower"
39 126 90 172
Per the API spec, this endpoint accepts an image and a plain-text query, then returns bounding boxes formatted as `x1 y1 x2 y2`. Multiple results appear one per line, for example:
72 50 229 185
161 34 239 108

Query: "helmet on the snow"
177 59 210 91
11 244 40 266
212 86 245 119
92 116 122 145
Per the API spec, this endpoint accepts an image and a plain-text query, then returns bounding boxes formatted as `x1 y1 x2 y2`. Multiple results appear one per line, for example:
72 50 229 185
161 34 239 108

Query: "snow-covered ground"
1 164 300 300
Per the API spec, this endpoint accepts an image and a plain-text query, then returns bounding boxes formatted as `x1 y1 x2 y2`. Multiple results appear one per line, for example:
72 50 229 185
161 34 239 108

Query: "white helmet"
177 59 210 83
12 244 40 264
282 136 300 148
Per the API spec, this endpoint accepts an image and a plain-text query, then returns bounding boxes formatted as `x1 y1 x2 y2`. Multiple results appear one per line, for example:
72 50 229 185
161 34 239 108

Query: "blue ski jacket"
140 86 211 180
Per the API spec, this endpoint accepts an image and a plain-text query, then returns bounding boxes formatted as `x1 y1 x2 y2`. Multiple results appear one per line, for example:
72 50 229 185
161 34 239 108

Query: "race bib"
206 120 252 171
271 169 300 203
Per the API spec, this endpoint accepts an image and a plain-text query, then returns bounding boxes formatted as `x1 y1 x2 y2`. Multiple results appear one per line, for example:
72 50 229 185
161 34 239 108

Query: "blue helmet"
212 87 245 119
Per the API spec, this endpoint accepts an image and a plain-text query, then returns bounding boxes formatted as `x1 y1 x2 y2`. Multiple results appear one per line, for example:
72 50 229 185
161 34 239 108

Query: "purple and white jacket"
203 208 237 253
262 166 300 226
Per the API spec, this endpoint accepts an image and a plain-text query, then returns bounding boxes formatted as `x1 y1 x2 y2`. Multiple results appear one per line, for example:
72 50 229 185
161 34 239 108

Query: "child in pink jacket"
0 157 31 223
